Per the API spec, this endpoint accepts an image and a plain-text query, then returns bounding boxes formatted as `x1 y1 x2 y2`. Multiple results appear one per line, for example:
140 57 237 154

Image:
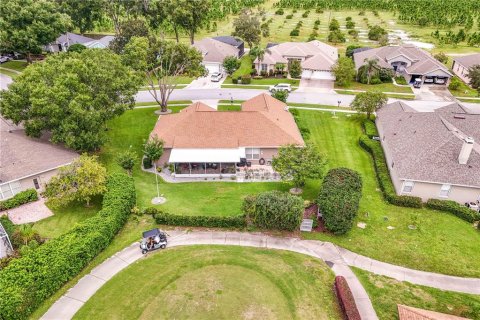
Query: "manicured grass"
335 81 414 94
1 60 28 71
335 90 416 100
457 98 480 103
0 68 19 78
232 54 253 78
218 104 241 111
135 100 192 106
297 111 480 277
33 198 102 239
223 77 300 86
352 267 480 320
449 76 479 97
74 246 342 320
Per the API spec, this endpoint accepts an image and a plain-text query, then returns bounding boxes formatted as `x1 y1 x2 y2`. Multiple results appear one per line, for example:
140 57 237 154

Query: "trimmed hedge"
0 189 38 211
148 208 246 228
426 199 480 223
362 119 378 138
359 135 423 208
0 215 15 239
0 173 135 320
334 276 361 320
317 168 362 234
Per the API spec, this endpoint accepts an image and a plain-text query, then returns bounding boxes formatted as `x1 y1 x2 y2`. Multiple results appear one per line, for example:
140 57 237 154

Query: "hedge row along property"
0 189 38 211
0 173 136 320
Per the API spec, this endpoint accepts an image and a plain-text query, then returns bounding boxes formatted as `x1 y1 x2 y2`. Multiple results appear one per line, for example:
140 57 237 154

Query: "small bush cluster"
334 276 361 320
362 119 378 138
275 8 284 15
302 10 310 18
0 173 136 320
148 208 246 228
0 216 15 239
317 168 363 234
241 74 251 84
286 14 293 19
0 189 38 211
290 29 299 36
359 135 423 208
426 199 480 223
243 191 303 231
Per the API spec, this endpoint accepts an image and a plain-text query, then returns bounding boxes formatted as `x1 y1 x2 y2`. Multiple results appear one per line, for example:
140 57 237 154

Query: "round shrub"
241 74 251 84
275 8 284 15
317 168 363 234
290 29 300 36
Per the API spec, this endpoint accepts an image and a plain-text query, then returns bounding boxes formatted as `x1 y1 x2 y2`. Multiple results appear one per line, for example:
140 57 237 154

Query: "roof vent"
454 115 466 119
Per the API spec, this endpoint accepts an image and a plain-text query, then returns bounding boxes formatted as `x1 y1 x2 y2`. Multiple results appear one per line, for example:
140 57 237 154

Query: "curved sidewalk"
42 230 480 320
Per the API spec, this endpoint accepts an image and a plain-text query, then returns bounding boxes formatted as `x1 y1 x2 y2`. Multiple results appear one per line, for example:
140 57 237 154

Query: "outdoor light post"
337 100 341 108
154 162 160 198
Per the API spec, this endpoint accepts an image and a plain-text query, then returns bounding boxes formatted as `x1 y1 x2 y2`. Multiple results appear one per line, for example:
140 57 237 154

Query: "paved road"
42 230 480 320
0 73 13 90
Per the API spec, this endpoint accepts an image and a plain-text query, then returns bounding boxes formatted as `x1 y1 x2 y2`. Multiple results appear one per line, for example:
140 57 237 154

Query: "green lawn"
335 81 414 94
449 76 479 97
232 54 253 78
223 77 300 86
0 68 19 78
352 267 480 320
218 104 242 111
1 60 28 71
74 246 342 320
335 90 416 100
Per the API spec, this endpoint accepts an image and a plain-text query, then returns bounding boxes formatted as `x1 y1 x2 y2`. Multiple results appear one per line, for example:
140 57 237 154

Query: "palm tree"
250 46 270 75
18 224 36 245
363 58 380 85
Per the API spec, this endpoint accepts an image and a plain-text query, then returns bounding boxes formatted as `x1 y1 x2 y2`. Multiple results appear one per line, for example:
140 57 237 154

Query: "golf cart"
140 228 167 254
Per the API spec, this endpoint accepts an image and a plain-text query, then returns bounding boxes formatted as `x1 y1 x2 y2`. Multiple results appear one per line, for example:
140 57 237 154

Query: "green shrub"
275 8 284 15
232 76 238 84
241 74 251 84
317 168 362 234
426 199 480 223
0 189 38 211
0 173 135 320
290 29 300 36
243 191 303 231
370 78 382 85
286 14 293 19
150 208 246 228
362 119 378 138
395 76 408 85
0 216 15 239
359 135 423 208
143 157 152 169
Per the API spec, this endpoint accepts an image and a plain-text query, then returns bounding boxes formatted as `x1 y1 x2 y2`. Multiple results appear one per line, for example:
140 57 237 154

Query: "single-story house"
353 44 453 86
397 304 470 320
452 53 480 85
212 36 245 57
45 33 115 53
376 101 480 204
0 117 78 200
254 40 338 81
150 93 305 177
193 37 242 74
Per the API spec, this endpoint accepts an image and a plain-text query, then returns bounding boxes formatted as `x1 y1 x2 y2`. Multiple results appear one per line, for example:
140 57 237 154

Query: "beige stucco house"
193 37 244 74
376 102 480 204
0 117 79 200
150 93 305 178
452 53 480 85
254 40 338 81
354 45 453 86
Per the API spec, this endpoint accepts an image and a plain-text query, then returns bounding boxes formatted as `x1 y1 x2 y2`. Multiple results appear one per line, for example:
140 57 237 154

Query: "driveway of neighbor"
412 85 455 102
186 75 225 89
1 198 53 224
42 230 480 320
297 78 335 93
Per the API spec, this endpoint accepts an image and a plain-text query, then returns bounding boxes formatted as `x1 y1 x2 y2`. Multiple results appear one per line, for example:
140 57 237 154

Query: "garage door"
301 70 335 80
204 63 220 74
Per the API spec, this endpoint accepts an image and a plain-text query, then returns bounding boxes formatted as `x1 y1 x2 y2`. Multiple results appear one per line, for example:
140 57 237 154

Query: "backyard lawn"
74 246 342 320
352 267 480 320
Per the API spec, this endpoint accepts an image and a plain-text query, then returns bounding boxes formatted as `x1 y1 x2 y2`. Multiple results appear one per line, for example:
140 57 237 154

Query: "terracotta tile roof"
453 53 480 69
376 102 480 187
193 38 239 63
0 117 78 183
397 305 471 320
151 93 305 149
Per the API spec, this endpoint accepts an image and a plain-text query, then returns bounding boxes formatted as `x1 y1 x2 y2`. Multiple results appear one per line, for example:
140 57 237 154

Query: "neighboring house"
0 117 78 200
353 44 453 86
212 36 245 57
254 40 338 81
452 53 480 85
376 101 480 204
150 93 305 178
45 32 115 53
397 304 470 320
193 37 242 74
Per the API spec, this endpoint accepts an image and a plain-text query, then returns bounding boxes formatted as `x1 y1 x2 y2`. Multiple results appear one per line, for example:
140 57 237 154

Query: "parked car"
424 78 434 84
0 56 12 63
211 72 223 82
413 79 422 88
435 78 446 85
269 83 292 92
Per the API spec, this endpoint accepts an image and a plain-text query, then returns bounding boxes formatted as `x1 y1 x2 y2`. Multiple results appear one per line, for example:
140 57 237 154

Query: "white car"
210 72 223 82
269 83 292 92
424 78 434 84
0 56 12 63
435 78 446 85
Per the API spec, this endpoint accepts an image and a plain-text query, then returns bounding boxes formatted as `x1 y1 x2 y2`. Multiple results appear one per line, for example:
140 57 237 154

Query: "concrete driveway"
297 79 335 93
186 75 225 89
412 85 454 102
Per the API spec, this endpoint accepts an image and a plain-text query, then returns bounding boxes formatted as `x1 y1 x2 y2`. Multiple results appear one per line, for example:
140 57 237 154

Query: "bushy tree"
346 45 363 58
362 58 380 84
232 11 261 48
271 90 289 103
448 77 462 91
272 143 325 192
288 59 302 78
332 57 356 86
58 0 103 34
143 135 164 165
109 19 150 54
0 49 140 152
116 150 137 174
434 52 449 64
223 56 240 75
328 30 346 44
350 91 388 119
176 0 211 44
368 25 388 41
468 65 480 91
317 168 363 235
43 154 107 207
67 43 87 52
329 18 340 31
243 191 304 231
0 0 71 63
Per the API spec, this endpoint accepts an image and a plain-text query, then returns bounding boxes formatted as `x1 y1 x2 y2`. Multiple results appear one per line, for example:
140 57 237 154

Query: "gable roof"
453 53 480 69
55 32 95 45
193 38 239 63
151 93 304 149
376 102 480 187
397 305 471 320
0 117 79 183
353 45 452 76
255 41 338 71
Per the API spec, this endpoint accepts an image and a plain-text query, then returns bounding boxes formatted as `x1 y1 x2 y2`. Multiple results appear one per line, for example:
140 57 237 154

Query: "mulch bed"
303 204 330 233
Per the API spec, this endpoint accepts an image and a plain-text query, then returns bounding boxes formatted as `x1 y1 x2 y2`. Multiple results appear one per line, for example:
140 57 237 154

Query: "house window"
261 64 268 71
439 184 451 198
402 181 414 193
246 148 260 160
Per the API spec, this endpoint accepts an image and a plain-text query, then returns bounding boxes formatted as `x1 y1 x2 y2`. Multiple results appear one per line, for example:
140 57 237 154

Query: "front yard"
335 81 414 94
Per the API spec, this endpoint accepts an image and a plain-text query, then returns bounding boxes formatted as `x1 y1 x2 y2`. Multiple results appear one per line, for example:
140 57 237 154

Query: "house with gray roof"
375 102 480 204
0 117 78 200
212 36 244 57
45 33 115 53
452 53 480 86
193 37 242 74
353 45 453 86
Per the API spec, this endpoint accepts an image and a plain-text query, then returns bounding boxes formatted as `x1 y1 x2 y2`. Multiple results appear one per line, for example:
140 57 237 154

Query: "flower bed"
334 276 361 320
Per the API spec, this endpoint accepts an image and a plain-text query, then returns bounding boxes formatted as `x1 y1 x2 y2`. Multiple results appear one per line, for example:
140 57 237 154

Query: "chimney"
458 137 474 165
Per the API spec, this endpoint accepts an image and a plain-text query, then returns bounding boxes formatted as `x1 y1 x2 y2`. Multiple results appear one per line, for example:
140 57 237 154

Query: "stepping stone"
357 222 367 229
387 226 395 230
